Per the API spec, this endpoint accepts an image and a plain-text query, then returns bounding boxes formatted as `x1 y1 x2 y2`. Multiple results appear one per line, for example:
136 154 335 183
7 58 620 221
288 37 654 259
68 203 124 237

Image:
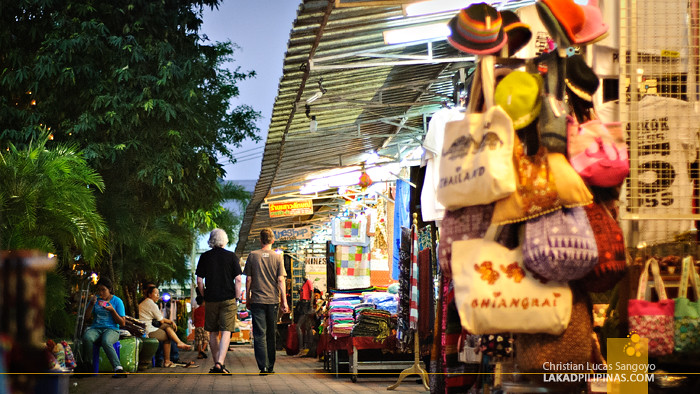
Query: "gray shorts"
204 298 238 332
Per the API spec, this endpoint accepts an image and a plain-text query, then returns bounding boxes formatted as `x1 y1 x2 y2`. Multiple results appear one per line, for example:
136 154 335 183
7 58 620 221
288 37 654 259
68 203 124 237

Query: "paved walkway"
68 344 430 393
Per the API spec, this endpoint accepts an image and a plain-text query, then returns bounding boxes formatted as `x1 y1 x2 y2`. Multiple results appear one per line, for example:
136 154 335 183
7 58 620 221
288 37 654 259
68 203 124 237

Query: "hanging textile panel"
332 217 370 246
335 245 371 289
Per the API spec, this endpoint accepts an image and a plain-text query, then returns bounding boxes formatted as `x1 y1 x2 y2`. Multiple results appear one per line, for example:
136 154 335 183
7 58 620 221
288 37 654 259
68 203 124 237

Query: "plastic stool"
92 341 121 373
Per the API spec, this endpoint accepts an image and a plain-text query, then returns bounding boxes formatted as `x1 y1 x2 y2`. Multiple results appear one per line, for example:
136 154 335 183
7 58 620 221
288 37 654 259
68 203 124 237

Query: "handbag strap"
636 257 668 300
679 256 700 299
481 55 495 113
483 224 503 242
468 56 496 115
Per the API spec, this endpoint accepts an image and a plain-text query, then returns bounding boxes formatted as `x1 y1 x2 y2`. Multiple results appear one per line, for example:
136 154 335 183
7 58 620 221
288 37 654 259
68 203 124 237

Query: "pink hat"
571 0 609 45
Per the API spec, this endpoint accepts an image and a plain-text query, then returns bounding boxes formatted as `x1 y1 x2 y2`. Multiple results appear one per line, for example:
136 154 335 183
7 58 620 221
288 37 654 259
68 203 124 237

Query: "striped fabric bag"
409 224 419 330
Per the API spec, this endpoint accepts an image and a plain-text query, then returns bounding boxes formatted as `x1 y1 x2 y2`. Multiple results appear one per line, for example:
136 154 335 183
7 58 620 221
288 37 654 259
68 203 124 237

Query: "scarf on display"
418 247 433 343
409 224 419 331
397 227 411 346
392 180 411 280
429 272 447 394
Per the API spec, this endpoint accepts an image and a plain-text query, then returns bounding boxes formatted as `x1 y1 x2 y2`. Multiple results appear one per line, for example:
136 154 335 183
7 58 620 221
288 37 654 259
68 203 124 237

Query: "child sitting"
194 295 209 359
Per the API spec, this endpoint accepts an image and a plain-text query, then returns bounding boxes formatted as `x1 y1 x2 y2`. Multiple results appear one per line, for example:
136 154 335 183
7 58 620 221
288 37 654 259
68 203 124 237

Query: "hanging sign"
268 199 314 218
272 226 313 241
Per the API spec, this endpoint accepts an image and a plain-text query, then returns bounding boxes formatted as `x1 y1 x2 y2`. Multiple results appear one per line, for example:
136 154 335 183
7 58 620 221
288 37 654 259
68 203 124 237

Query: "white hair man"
196 228 242 375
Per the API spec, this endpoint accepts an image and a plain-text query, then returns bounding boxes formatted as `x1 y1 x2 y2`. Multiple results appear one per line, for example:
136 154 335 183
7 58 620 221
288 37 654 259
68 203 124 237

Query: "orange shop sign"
268 199 314 218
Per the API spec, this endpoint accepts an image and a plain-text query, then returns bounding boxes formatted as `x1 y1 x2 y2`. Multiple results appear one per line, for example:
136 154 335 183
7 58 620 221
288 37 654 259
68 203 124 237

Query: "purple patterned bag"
523 206 598 281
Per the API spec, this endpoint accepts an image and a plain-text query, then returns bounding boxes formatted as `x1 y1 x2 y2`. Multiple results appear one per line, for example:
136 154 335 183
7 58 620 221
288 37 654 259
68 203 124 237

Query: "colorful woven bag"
674 256 700 354
628 257 675 357
579 202 627 292
491 136 593 225
522 206 599 282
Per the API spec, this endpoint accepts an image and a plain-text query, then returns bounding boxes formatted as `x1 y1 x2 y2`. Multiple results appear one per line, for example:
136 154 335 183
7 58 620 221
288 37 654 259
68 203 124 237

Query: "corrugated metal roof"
235 0 530 258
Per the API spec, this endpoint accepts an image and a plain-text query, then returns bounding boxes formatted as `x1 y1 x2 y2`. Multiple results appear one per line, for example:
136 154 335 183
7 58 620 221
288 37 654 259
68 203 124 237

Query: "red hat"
539 0 585 44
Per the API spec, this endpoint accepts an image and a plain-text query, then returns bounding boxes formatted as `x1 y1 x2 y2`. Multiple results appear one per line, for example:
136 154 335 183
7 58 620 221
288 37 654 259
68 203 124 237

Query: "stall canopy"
235 0 532 259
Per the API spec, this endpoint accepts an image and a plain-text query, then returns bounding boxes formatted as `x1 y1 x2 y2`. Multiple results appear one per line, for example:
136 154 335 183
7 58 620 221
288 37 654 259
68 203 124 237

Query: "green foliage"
1 0 260 303
0 135 107 263
45 270 76 340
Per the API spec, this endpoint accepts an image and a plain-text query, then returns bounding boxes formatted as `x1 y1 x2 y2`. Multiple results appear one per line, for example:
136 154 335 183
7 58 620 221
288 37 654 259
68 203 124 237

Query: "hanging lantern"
358 165 372 189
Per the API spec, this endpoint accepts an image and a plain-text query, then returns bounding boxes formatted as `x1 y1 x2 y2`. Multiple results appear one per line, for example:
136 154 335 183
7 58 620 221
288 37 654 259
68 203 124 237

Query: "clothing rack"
387 213 429 391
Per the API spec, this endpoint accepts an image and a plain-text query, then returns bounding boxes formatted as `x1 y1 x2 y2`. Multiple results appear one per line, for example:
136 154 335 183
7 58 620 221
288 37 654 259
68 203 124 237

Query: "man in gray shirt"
244 228 289 375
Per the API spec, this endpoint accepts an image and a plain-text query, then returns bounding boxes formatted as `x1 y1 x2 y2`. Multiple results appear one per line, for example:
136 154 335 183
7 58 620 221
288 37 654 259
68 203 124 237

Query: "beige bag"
437 56 516 209
451 226 572 335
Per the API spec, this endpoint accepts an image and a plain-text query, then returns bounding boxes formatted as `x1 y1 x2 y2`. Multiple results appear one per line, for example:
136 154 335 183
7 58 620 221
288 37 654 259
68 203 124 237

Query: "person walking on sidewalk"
196 228 242 375
244 228 289 375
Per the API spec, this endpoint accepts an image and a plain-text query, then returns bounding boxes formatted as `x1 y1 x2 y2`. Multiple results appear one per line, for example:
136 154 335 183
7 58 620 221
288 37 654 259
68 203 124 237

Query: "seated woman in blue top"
82 277 127 377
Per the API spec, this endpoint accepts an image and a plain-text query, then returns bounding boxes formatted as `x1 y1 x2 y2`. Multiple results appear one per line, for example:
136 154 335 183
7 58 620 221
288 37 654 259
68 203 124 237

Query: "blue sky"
201 0 300 181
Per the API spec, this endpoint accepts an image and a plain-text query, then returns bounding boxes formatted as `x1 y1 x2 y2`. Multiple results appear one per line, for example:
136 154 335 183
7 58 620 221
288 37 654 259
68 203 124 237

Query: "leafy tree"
1 0 260 304
0 135 107 338
0 135 107 261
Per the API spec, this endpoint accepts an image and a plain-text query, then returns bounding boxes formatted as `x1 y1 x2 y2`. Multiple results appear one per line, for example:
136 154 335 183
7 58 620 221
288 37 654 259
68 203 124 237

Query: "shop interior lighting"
383 22 451 45
362 151 381 164
300 182 329 195
300 163 402 194
403 0 479 17
161 292 171 303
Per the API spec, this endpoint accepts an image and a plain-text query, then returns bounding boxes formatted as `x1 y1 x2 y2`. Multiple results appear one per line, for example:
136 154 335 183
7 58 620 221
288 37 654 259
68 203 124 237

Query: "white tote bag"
437 56 516 209
451 226 573 335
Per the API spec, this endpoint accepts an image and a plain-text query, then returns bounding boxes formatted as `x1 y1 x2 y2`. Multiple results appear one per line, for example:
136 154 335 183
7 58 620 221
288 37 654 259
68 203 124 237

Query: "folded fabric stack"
362 292 399 315
351 309 393 339
331 286 375 295
329 294 362 337
354 302 375 317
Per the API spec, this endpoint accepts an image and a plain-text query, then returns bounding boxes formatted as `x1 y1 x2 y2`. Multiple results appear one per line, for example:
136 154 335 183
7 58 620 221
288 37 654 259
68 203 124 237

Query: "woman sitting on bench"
82 277 127 377
139 285 192 368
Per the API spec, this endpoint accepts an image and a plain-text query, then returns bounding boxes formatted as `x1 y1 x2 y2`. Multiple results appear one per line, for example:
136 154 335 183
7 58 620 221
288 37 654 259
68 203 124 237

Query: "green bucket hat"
495 70 542 130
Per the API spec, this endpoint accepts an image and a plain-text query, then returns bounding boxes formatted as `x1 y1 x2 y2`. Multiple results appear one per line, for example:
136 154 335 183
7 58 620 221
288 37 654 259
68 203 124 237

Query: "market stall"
235 0 700 392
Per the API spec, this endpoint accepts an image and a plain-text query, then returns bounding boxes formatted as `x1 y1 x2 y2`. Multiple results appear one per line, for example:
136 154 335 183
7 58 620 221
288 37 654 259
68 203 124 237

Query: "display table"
321 334 415 382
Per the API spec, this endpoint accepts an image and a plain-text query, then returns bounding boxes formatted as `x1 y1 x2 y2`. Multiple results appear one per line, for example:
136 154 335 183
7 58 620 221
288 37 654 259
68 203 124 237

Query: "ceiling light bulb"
310 116 318 133
306 91 323 104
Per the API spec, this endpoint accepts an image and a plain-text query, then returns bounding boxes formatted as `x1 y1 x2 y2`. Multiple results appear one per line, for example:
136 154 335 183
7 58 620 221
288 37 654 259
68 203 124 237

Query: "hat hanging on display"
501 10 532 57
536 0 585 48
571 0 609 45
448 3 507 55
565 55 599 102
495 71 543 130
468 66 514 112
